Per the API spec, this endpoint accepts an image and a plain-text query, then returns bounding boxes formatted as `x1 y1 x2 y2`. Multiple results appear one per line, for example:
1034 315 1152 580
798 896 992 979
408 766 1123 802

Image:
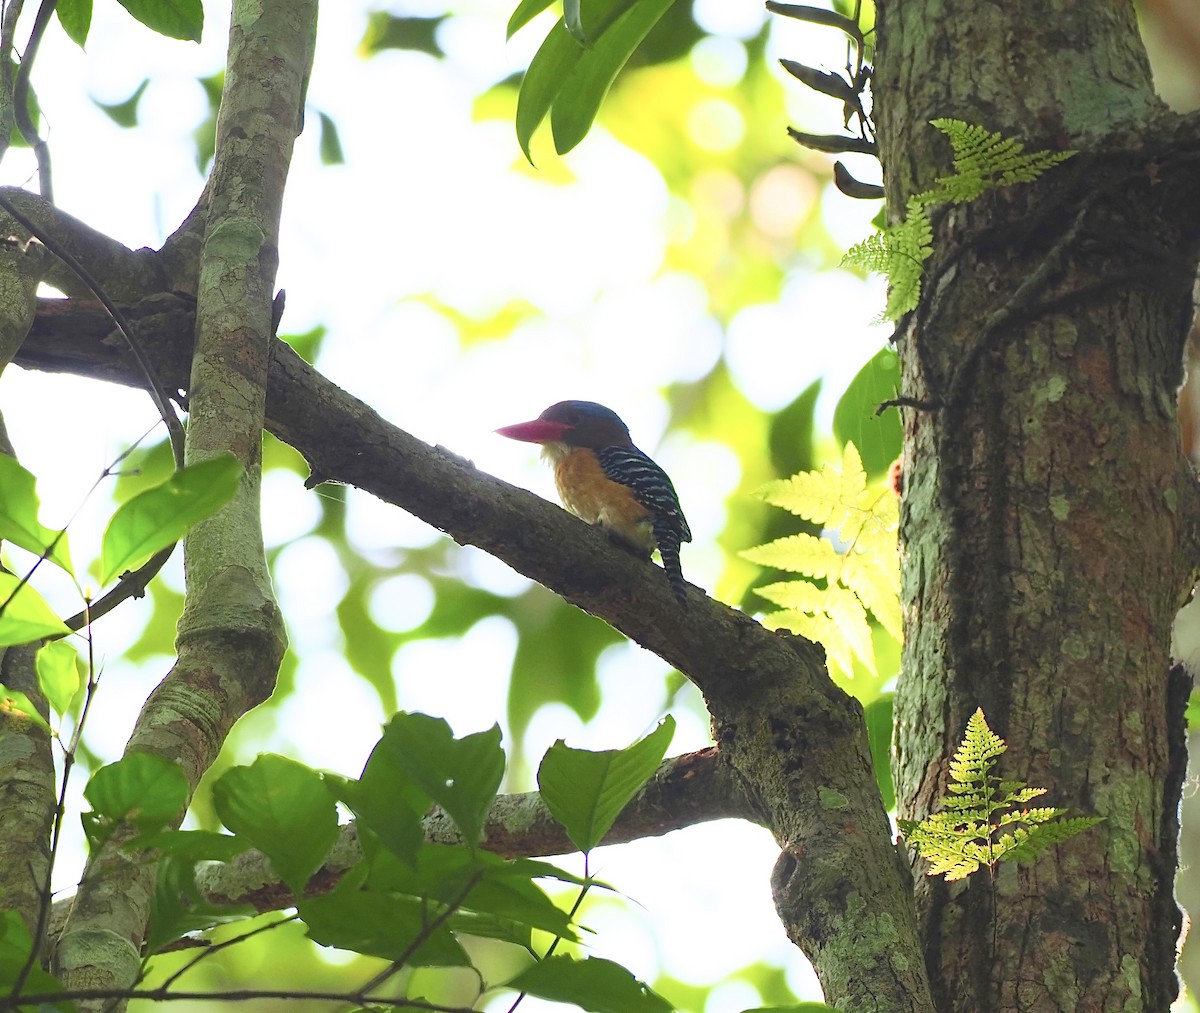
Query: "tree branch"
51 2 315 1004
16 295 934 1010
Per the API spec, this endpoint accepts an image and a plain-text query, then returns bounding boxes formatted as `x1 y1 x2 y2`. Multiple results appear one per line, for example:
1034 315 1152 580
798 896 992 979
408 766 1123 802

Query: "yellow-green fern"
844 120 1075 319
742 441 900 675
898 709 1102 882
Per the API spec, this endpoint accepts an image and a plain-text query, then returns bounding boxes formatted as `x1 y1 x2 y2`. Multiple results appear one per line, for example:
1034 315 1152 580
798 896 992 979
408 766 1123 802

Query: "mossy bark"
875 1 1200 1007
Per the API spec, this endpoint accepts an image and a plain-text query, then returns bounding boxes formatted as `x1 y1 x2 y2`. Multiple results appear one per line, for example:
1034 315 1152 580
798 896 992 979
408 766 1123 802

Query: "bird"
496 400 692 604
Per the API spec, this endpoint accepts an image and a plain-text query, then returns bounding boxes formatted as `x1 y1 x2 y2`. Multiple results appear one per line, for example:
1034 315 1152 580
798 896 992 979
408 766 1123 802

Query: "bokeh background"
2 0 1198 1009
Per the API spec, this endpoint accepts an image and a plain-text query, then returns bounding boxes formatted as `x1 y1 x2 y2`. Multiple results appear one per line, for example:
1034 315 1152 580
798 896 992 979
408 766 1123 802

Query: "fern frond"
998 817 1105 864
844 198 932 319
901 708 1101 882
744 440 901 676
742 533 841 579
926 118 1075 204
845 120 1073 321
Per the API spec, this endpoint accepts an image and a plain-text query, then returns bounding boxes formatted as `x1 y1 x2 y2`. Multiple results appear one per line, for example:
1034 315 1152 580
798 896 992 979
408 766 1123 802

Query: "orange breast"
552 449 655 555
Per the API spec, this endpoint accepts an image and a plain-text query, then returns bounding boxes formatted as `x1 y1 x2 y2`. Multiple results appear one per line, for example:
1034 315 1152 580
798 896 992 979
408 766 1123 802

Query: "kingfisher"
496 400 692 605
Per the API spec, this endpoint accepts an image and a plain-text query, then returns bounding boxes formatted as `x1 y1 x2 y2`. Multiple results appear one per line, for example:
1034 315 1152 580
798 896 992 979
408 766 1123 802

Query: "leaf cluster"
897 708 1102 882
2 712 680 1012
844 119 1075 319
510 0 679 158
742 441 900 676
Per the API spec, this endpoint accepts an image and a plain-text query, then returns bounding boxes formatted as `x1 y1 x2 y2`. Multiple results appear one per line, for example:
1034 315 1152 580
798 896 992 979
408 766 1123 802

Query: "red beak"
495 418 572 444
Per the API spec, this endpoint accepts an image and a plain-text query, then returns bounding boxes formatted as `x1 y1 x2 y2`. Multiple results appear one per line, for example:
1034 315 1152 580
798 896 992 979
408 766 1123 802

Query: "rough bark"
14 291 935 1007
0 240 52 943
875 1 1200 1008
50 2 313 1004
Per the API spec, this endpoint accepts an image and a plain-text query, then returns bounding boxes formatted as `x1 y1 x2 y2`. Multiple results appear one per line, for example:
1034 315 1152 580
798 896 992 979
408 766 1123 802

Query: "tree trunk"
875 1 1200 1007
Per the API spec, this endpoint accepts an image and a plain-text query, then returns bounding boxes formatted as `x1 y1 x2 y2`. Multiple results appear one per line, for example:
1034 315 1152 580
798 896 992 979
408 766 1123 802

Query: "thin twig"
0 193 184 463
0 193 186 629
357 870 486 996
12 0 55 200
155 913 301 990
505 854 593 1013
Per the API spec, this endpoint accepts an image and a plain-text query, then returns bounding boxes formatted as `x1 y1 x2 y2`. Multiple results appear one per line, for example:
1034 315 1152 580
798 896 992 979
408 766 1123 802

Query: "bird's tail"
655 528 688 606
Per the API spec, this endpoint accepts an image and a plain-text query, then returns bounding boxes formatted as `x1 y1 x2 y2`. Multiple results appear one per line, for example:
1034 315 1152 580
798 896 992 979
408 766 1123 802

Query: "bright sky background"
0 0 898 1008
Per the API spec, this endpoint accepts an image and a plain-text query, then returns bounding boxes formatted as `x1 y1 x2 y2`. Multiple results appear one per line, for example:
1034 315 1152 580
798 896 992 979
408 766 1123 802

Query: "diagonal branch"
50 2 315 1005
16 295 934 1010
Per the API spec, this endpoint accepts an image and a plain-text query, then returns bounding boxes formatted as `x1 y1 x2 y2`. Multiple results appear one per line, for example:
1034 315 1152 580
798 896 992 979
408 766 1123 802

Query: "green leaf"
863 694 894 811
0 684 51 733
376 712 505 849
56 0 93 46
0 573 70 647
359 12 447 57
127 827 251 862
508 0 557 38
100 454 243 584
145 851 255 954
36 640 83 716
325 735 429 865
833 347 902 481
538 716 673 853
365 845 579 941
317 111 344 165
82 752 189 850
0 453 74 574
300 886 470 966
563 0 585 41
114 0 202 41
515 21 578 161
95 79 149 128
0 909 72 1008
549 0 676 155
212 754 338 895
508 955 672 1013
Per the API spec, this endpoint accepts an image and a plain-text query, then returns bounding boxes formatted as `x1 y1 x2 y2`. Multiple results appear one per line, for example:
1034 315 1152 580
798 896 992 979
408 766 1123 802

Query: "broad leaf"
100 454 243 584
376 713 504 849
508 954 672 1013
0 909 71 1008
0 453 73 574
82 752 189 850
95 79 149 127
114 0 202 41
549 0 675 155
212 753 338 895
0 574 70 647
300 887 470 966
538 716 673 853
508 0 556 38
56 0 93 46
325 731 429 866
832 347 902 480
145 846 255 954
36 640 82 716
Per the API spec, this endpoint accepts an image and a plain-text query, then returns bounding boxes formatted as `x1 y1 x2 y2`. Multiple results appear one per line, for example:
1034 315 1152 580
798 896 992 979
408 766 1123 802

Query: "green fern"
844 195 932 320
742 441 900 677
922 118 1075 205
843 120 1074 320
897 709 1101 882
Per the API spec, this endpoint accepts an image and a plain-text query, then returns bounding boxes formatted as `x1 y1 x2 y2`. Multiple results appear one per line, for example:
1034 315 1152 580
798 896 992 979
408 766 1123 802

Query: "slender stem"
357 869 486 996
0 420 162 625
9 600 94 999
156 913 301 990
505 853 593 1013
13 0 55 200
0 193 185 464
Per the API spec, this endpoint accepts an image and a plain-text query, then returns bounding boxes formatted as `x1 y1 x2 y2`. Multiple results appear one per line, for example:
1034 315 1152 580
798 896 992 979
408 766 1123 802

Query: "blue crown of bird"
496 400 692 604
